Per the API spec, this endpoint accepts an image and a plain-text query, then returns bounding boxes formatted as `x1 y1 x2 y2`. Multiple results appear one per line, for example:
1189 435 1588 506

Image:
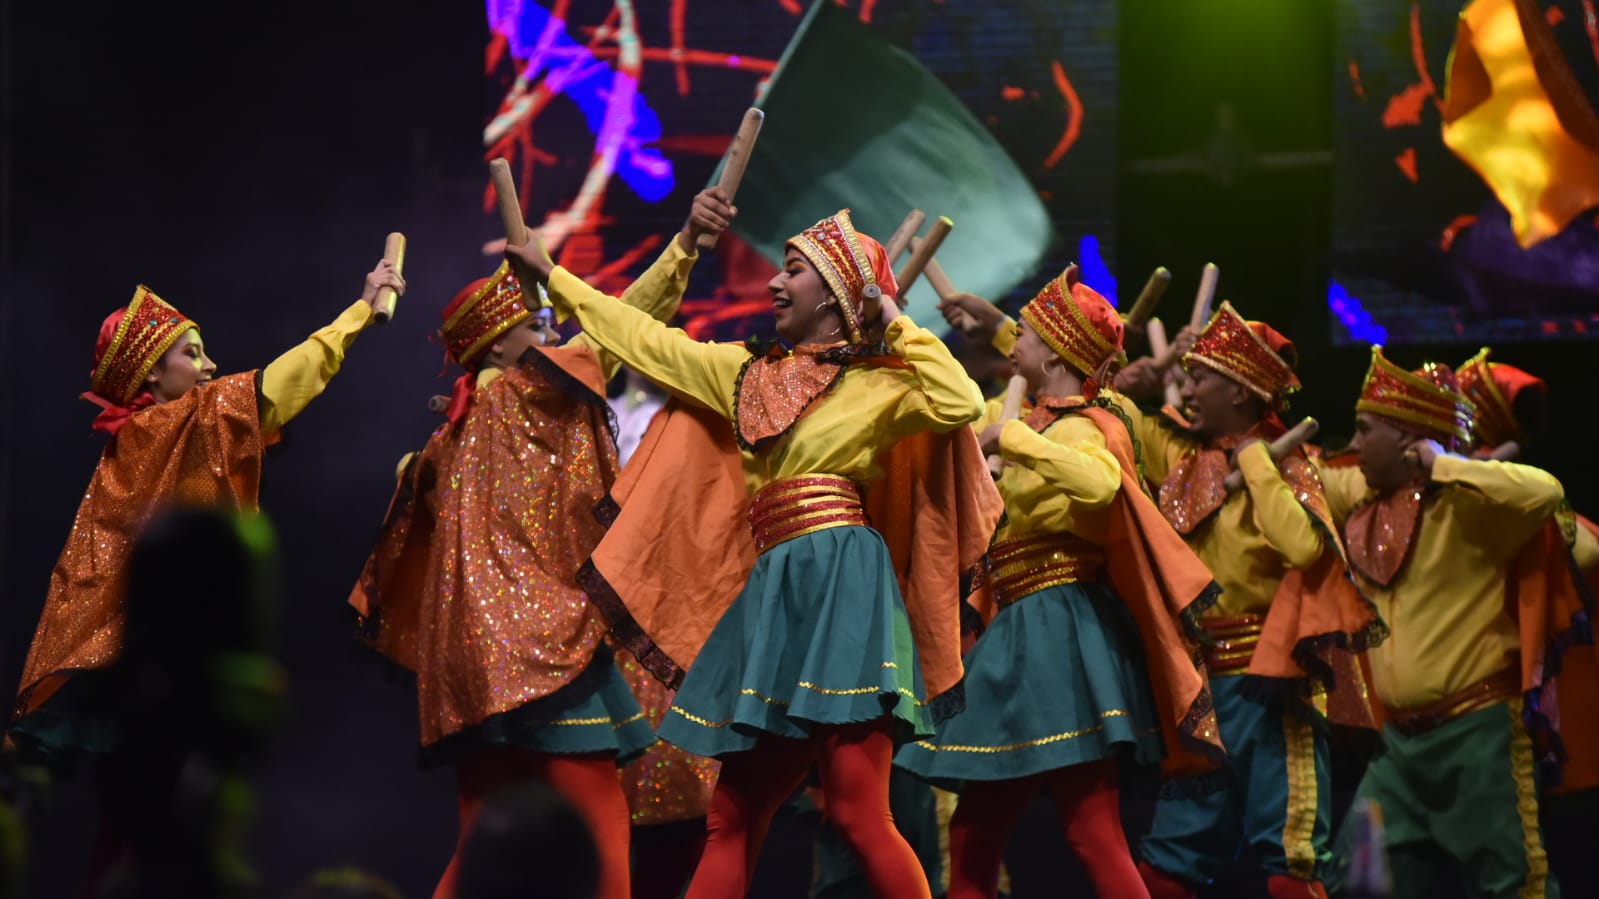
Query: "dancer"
506 208 1002 899
350 189 730 899
10 255 402 892
1318 347 1576 898
900 267 1224 899
1126 302 1383 899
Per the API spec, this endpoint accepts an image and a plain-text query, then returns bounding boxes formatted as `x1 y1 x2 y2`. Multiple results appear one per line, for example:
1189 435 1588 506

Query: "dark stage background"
3 1 1598 897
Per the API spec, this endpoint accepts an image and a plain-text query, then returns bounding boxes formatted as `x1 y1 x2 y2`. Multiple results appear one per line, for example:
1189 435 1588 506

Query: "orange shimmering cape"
14 372 266 721
349 345 619 748
577 398 1003 717
1509 509 1599 793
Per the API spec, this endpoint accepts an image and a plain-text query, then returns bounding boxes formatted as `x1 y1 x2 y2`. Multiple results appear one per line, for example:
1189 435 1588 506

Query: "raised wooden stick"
1488 440 1521 461
1224 418 1320 492
884 209 926 264
1190 262 1219 331
372 232 407 324
489 158 527 246
908 234 975 333
988 375 1029 479
1147 318 1184 409
1122 266 1171 329
489 157 543 309
700 108 765 250
896 216 954 302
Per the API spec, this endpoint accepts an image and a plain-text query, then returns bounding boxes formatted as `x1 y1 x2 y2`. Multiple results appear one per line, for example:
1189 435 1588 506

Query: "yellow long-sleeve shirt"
1318 456 1565 709
258 300 374 435
545 267 984 493
565 238 698 381
986 398 1121 545
1141 422 1324 618
479 238 698 392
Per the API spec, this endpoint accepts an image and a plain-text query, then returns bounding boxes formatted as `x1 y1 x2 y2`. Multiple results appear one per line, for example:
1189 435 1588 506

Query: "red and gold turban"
90 285 197 406
1018 266 1126 391
1457 347 1546 447
1183 301 1300 405
1356 346 1476 448
440 261 532 369
786 209 898 344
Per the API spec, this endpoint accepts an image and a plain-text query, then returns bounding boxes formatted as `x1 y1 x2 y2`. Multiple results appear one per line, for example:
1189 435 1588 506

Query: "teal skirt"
896 580 1162 789
656 525 934 759
421 650 656 769
8 669 121 772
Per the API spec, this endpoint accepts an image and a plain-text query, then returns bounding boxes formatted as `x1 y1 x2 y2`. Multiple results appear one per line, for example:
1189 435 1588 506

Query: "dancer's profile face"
485 311 559 370
1351 412 1414 493
767 249 843 344
145 329 216 403
1180 364 1250 439
1009 320 1057 392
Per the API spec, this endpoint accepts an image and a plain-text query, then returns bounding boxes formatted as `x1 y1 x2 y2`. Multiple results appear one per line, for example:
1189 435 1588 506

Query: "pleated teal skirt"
422 650 656 768
657 525 934 758
896 580 1162 789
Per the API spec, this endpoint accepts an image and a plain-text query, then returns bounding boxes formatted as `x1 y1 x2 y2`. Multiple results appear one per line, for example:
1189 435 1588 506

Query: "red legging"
433 747 633 899
685 721 932 899
947 759 1148 899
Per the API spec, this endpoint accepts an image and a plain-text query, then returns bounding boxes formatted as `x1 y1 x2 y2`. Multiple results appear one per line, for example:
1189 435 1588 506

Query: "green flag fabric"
720 0 1055 326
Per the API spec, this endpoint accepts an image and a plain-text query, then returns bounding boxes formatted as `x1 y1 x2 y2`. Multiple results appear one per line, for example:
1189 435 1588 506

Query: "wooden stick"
884 209 925 265
896 216 953 301
1488 440 1521 461
488 158 527 246
923 256 957 301
1147 318 1184 409
489 157 543 309
988 375 1029 479
1223 418 1320 492
1190 262 1219 331
908 234 975 333
1122 266 1170 328
372 232 407 324
699 108 765 249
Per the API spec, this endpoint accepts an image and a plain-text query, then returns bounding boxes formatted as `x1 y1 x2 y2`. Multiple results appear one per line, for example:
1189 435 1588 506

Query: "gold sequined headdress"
1356 345 1476 448
1018 266 1126 389
440 261 532 368
786 209 897 344
90 285 197 406
1183 301 1300 405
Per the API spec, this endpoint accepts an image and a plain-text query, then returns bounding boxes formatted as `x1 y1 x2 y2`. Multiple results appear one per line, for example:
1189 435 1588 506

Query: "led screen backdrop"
1330 0 1599 346
484 0 1117 341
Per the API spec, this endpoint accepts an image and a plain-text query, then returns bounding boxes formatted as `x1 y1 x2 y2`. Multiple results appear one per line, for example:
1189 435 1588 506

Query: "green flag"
720 0 1055 326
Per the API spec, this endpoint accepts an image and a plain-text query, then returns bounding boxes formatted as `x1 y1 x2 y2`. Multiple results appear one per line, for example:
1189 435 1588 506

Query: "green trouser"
1140 674 1333 884
1340 699 1558 898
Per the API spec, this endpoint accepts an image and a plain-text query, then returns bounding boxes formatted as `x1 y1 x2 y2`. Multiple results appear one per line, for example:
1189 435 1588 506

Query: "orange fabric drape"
15 373 266 719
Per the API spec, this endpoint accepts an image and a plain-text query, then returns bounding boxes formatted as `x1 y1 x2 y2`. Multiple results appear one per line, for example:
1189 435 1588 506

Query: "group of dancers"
9 184 1595 899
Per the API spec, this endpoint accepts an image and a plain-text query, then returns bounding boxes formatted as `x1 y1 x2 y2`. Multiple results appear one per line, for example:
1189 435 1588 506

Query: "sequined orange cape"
1510 510 1599 793
613 644 719 824
577 398 1004 717
14 372 266 721
349 345 619 747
